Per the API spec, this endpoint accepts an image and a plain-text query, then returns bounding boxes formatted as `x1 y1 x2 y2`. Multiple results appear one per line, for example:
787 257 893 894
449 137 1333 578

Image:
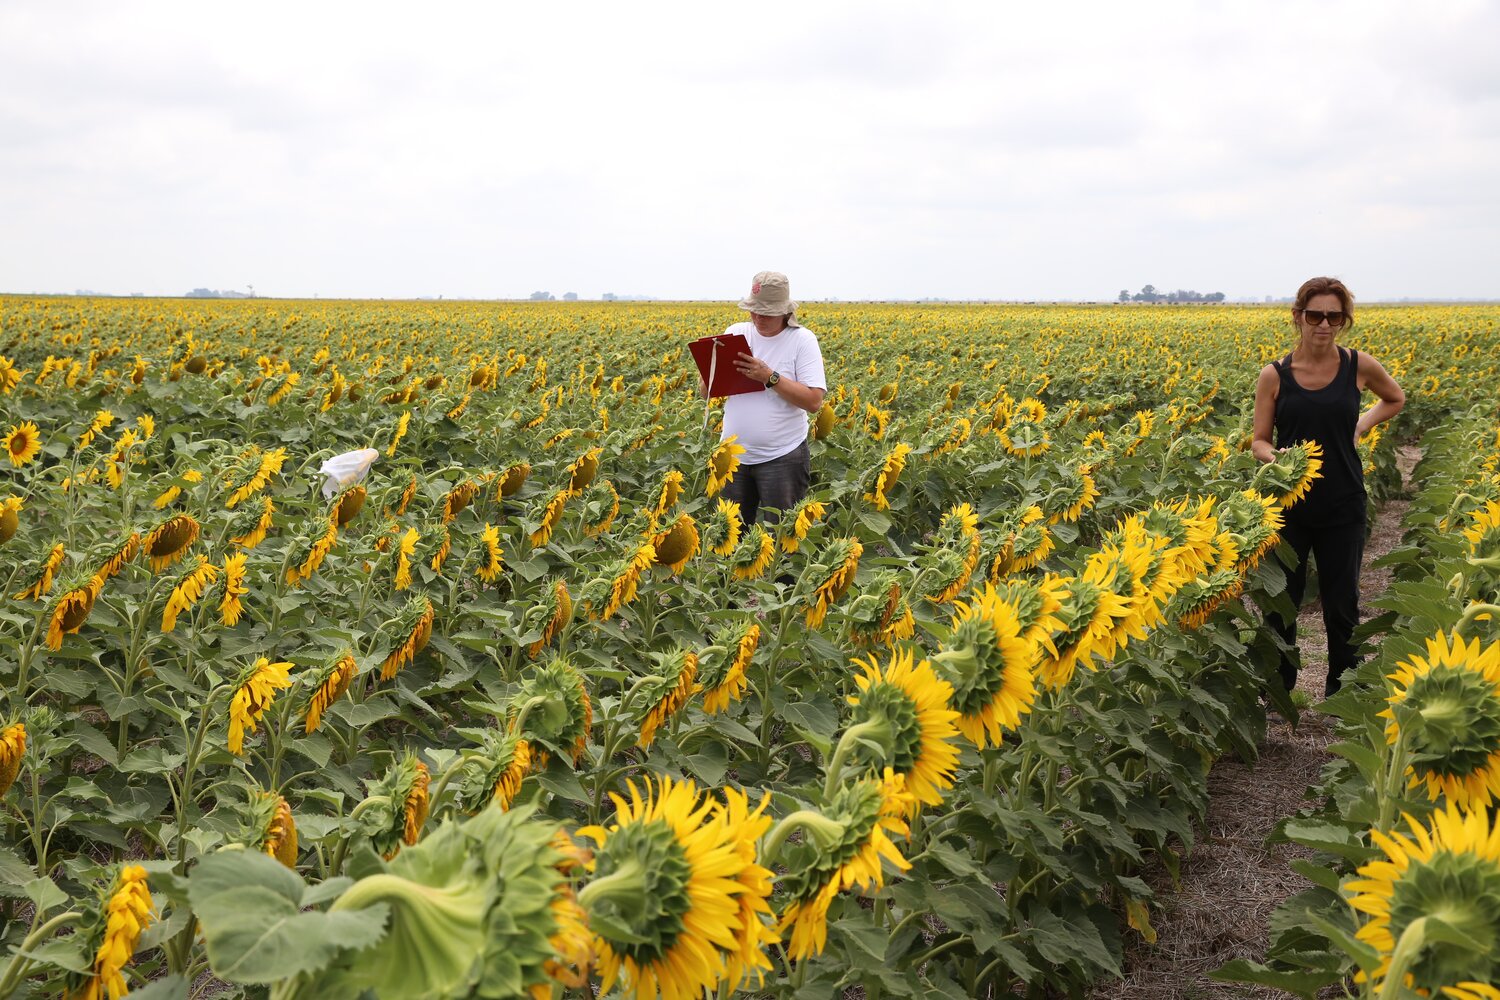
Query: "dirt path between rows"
1092 445 1419 1000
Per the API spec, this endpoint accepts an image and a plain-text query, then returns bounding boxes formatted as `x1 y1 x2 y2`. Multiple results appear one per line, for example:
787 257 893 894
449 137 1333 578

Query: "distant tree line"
1118 285 1225 303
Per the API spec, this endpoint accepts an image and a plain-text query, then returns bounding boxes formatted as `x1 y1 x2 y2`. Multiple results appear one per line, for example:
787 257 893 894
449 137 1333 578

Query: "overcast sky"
2 1 1497 302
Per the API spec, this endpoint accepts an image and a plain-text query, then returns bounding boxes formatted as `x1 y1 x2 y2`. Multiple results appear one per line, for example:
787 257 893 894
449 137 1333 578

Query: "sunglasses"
1298 309 1346 328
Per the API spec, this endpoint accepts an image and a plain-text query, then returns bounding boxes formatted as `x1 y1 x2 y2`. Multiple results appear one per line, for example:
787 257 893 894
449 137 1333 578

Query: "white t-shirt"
720 321 827 464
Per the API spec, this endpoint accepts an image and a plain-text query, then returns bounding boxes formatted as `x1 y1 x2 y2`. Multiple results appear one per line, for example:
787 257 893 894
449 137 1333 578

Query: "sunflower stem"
1376 916 1427 1000
0 910 82 996
823 720 889 801
1455 602 1500 637
761 810 846 863
576 856 648 913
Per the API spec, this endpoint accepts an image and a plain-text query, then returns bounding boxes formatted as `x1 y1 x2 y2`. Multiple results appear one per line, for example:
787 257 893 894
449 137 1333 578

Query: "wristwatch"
765 371 781 388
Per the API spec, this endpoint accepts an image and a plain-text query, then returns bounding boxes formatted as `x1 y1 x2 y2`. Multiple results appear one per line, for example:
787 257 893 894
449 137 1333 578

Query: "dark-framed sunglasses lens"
1302 310 1345 327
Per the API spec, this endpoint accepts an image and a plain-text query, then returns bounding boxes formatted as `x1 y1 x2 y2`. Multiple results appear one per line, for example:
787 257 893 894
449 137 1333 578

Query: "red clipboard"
689 333 765 397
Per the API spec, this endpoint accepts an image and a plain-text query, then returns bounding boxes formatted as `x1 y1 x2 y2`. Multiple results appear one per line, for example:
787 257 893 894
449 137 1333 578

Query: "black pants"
721 440 810 526
1268 517 1365 697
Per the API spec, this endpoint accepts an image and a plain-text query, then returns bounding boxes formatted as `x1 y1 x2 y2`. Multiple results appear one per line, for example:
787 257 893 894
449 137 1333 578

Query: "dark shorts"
720 439 810 526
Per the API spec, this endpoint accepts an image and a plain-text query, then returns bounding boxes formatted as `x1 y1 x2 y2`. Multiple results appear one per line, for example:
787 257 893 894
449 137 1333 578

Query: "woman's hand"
734 352 774 385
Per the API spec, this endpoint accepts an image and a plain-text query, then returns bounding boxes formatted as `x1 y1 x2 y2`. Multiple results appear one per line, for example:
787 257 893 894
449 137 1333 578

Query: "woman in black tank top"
1250 277 1406 699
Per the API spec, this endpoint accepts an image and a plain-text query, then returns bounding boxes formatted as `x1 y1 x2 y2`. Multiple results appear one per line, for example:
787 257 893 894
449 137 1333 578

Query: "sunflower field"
1 296 1497 999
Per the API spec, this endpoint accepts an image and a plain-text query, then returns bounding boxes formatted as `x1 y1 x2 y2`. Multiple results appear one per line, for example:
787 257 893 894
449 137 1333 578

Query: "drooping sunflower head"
303 650 358 734
777 769 914 959
1 722 27 798
575 776 773 1000
452 728 534 813
0 496 22 544
1000 511 1055 575
143 514 200 573
3 421 42 467
697 619 759 714
995 574 1067 651
702 498 743 558
729 523 776 580
13 541 67 600
586 540 654 621
1214 488 1283 572
998 409 1050 458
636 648 697 749
525 579 572 658
511 655 593 766
160 555 219 633
379 595 436 681
329 484 367 528
1381 630 1500 809
227 656 294 756
1253 439 1324 509
1346 803 1500 993
813 402 838 440
864 443 912 510
1035 573 1131 689
847 649 961 813
805 536 863 628
228 495 275 550
387 470 420 516
1463 499 1500 567
844 570 910 648
475 523 505 583
357 752 431 859
440 479 479 524
286 520 339 587
922 502 983 604
650 513 700 575
243 790 299 868
1169 570 1247 631
63 863 154 1000
90 531 140 588
934 584 1038 748
529 489 570 547
580 478 621 537
648 468 686 524
1047 464 1100 524
780 496 829 553
706 436 747 498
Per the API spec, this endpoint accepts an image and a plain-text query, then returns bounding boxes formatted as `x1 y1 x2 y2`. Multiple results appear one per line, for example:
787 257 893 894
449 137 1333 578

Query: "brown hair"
1293 276 1355 329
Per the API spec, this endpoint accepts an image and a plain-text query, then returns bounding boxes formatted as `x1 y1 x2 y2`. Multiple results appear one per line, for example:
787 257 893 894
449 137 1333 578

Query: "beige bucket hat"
738 271 800 326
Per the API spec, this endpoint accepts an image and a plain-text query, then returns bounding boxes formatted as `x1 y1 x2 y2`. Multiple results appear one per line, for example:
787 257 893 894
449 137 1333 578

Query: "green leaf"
1279 818 1374 864
1211 958 1341 996
24 876 68 914
189 851 390 984
0 845 35 897
1327 740 1385 784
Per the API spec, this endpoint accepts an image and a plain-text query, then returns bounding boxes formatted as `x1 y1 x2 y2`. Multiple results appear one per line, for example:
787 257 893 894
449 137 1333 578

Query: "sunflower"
228 657 294 755
575 776 775 1000
226 447 287 509
1463 499 1500 563
1048 464 1100 524
226 494 273 549
162 556 219 632
0 496 21 544
1346 803 1500 994
475 523 505 583
865 443 911 510
452 729 534 813
637 649 698 749
998 411 1050 458
648 469 686 525
698 620 759 714
65 864 154 1000
1 723 26 798
1169 570 1247 631
426 524 453 573
394 526 419 590
565 446 603 494
780 497 828 553
806 537 863 628
813 402 838 440
1122 409 1155 456
0 356 19 393
386 410 411 456
44 579 103 653
1214 488 1284 573
1035 573 1134 690
152 468 204 509
581 479 621 537
90 532 140 589
702 498 742 557
1277 439 1324 508
1080 535 1154 655
863 402 890 441
650 513 700 574
994 575 1067 651
510 655 593 766
3 421 41 467
706 436 747 497
594 541 655 621
331 484 367 527
924 502 983 605
729 524 776 580
777 769 914 959
1380 630 1500 809
14 542 66 600
932 416 972 457
844 571 913 648
997 507 1055 575
303 651 358 734
442 479 479 523
390 471 421 514
76 409 115 451
258 793 299 868
143 514 199 572
934 585 1039 748
527 579 573 658
530 489 570 547
380 596 436 681
847 649 962 813
286 521 338 587
219 552 248 626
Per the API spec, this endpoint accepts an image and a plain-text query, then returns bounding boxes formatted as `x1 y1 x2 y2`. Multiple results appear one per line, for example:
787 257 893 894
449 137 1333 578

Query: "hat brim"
738 298 798 316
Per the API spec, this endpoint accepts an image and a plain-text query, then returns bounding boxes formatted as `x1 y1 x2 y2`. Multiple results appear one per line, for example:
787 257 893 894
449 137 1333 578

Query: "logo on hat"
751 282 762 294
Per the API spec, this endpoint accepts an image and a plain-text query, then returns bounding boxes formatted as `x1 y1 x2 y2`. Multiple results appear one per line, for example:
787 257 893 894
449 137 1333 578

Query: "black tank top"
1272 346 1366 526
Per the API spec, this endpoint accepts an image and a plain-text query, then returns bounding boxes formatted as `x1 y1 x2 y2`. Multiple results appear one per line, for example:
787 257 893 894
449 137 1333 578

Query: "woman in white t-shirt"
715 271 827 524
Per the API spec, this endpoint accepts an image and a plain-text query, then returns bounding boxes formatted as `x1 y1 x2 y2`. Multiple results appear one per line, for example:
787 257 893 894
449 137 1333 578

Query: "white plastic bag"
319 448 380 498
